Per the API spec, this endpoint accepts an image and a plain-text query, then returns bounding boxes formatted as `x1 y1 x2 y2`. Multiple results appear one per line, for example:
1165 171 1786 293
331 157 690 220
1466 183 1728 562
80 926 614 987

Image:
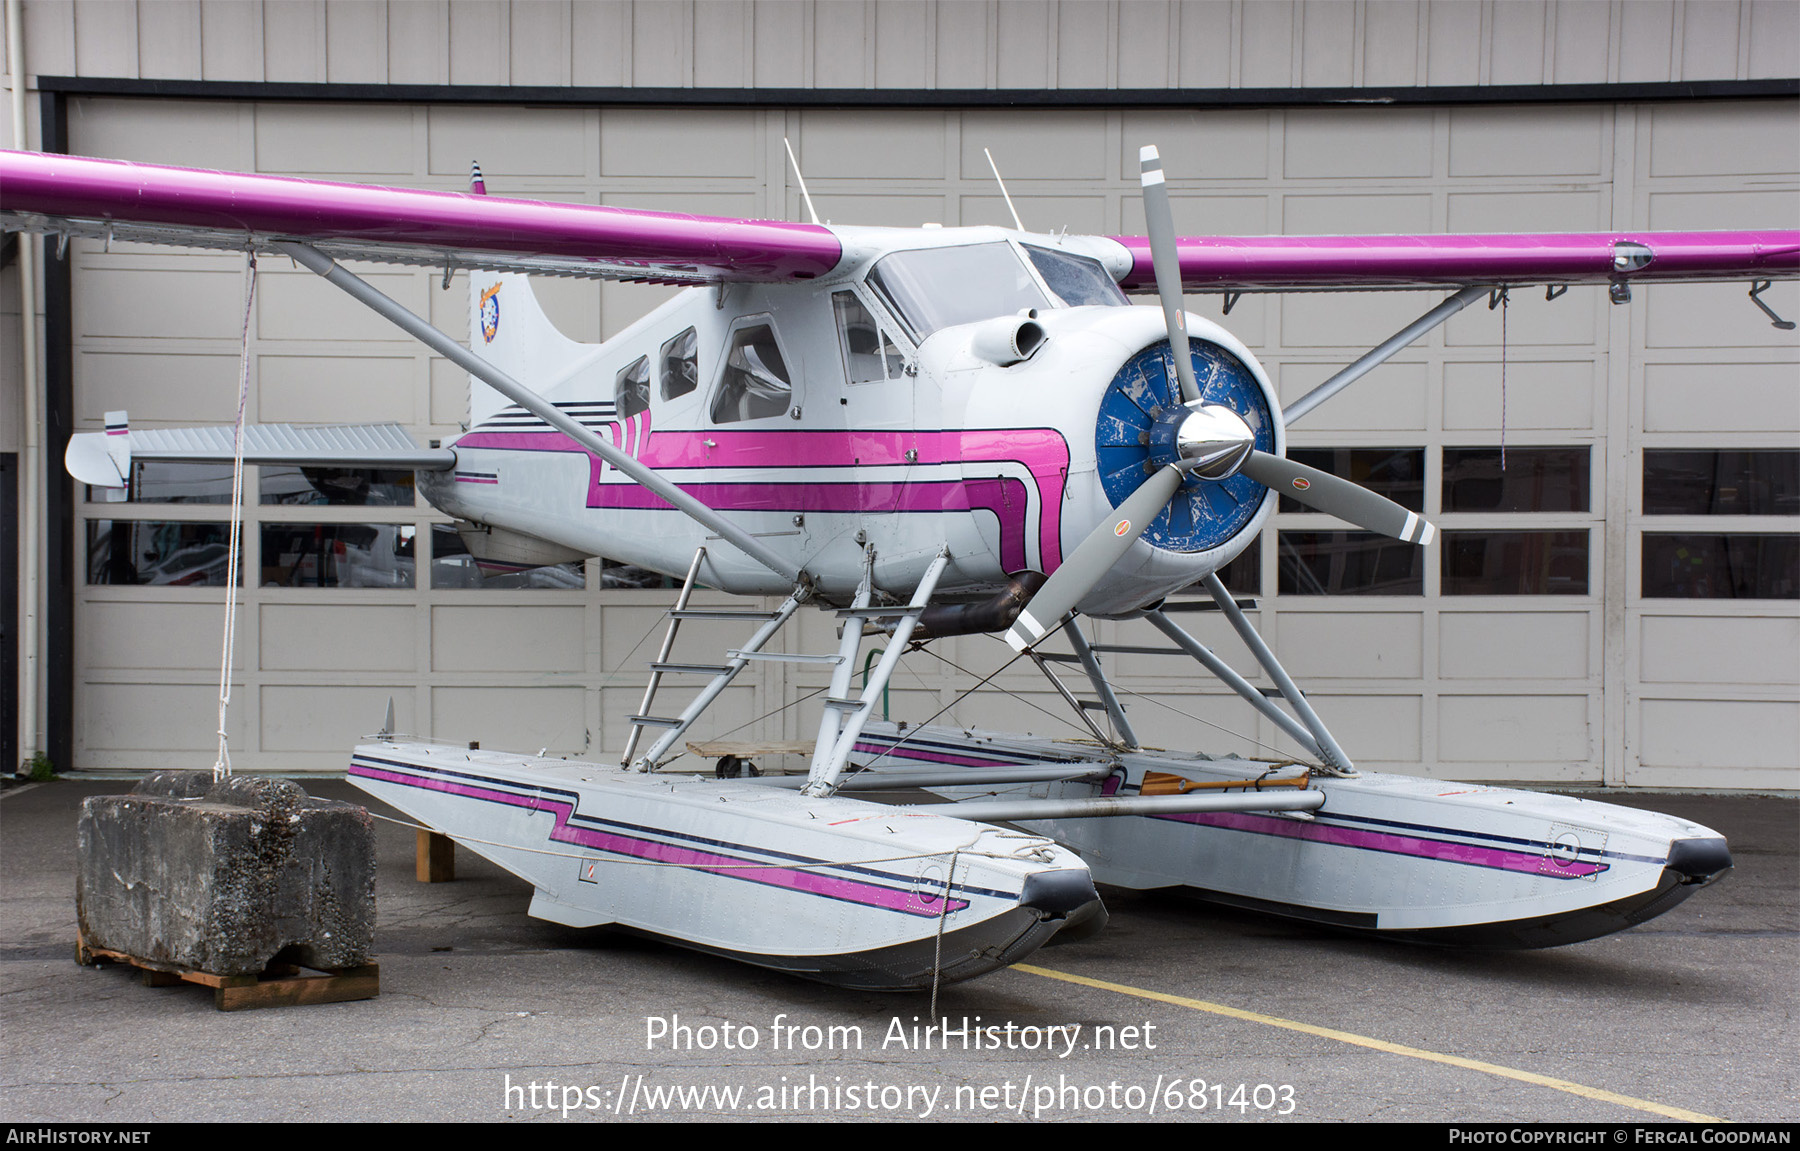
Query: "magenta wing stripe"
1 151 842 283
1106 231 1800 291
348 760 969 916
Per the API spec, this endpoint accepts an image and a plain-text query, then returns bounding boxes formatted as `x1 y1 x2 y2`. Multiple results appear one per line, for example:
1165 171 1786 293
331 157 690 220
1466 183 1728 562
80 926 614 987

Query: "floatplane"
11 141 1790 988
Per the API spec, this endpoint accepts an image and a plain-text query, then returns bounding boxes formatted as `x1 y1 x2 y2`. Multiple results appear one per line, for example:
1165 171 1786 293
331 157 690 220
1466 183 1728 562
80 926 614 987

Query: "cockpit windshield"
1024 245 1129 307
866 242 1053 341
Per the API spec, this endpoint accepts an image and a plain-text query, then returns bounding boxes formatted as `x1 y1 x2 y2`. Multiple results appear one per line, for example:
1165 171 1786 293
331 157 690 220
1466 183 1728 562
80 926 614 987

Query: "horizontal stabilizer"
67 419 455 486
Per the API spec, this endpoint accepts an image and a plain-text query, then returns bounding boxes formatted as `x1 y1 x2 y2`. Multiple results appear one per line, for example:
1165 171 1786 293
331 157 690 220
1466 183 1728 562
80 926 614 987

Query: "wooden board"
78 933 379 1012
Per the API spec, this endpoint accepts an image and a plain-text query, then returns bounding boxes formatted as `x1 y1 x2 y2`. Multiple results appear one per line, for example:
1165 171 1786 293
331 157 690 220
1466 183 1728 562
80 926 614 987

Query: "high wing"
0 151 842 285
1107 231 1800 291
6 151 1797 292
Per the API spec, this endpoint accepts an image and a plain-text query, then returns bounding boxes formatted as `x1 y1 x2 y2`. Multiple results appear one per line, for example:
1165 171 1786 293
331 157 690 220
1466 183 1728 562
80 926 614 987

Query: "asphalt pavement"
1 777 1793 1124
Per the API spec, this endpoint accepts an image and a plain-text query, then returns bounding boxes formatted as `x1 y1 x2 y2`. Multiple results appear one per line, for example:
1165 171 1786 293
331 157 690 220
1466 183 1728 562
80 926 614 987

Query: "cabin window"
832 291 904 384
711 323 793 423
866 242 1052 340
1023 245 1128 307
660 328 698 401
616 355 651 420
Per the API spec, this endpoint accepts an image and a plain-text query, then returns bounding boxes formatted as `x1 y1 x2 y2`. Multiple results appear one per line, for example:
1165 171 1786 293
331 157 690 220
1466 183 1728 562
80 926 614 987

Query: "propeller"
1005 146 1437 651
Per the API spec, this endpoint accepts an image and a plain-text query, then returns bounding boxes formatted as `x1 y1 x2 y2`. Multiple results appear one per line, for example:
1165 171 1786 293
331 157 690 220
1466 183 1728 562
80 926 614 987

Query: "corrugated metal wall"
5 2 1797 786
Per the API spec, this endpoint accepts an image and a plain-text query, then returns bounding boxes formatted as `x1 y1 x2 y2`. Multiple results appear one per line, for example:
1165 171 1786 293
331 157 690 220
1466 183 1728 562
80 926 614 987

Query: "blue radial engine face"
1095 339 1277 552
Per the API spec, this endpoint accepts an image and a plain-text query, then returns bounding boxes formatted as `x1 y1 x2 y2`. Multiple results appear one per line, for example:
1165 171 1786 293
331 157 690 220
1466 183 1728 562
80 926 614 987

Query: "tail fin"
467 272 597 426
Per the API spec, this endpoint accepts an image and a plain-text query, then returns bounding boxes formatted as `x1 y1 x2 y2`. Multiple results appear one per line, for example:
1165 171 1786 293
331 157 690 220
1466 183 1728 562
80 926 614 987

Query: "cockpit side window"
710 323 793 423
831 291 904 384
615 355 650 419
1024 246 1128 307
660 327 698 400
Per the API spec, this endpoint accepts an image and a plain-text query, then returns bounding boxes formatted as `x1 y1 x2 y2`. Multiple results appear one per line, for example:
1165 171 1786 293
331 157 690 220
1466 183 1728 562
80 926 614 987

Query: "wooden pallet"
78 934 379 1012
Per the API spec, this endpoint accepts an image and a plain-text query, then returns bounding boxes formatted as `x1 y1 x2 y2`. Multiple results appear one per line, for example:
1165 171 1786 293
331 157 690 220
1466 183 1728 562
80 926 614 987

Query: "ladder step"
728 651 844 664
821 697 865 711
668 609 780 621
837 606 915 619
628 715 685 729
1089 644 1189 656
1078 699 1109 711
1033 651 1081 663
649 662 733 676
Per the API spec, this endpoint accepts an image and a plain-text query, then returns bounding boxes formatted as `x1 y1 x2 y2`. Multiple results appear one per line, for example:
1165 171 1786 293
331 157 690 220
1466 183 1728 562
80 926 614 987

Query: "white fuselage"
424 226 1281 613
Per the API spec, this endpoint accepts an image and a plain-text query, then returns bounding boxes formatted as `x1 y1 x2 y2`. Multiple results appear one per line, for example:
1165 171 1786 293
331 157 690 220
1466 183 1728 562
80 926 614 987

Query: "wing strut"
272 242 805 586
1282 284 1488 425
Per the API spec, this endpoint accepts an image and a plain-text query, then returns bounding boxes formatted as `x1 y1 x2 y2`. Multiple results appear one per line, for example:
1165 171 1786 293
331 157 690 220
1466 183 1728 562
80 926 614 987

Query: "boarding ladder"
624 547 838 772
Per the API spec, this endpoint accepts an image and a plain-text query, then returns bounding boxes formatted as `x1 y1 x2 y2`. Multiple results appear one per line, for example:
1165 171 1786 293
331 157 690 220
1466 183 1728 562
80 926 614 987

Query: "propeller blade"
1139 145 1200 405
1239 451 1438 544
1006 464 1187 650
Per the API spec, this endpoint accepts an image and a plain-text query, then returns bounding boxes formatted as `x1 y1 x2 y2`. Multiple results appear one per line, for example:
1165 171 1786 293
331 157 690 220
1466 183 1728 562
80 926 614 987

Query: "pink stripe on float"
348 760 969 916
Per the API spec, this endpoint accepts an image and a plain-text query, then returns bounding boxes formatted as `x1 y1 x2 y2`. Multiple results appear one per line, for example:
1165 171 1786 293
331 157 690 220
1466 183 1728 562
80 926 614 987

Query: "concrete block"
77 772 376 975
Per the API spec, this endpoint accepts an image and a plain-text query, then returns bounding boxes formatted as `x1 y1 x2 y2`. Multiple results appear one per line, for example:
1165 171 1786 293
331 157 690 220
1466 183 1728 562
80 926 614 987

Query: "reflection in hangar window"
261 466 416 507
832 291 904 384
88 461 235 505
661 328 698 401
429 524 586 590
1278 531 1422 595
1442 447 1589 513
1642 534 1798 599
87 520 237 585
711 324 792 423
1442 530 1589 595
616 355 651 420
1282 449 1423 514
1643 449 1798 516
260 523 415 589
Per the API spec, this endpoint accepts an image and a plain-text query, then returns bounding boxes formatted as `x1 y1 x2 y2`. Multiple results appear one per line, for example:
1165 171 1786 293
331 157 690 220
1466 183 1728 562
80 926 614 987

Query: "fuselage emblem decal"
479 283 502 343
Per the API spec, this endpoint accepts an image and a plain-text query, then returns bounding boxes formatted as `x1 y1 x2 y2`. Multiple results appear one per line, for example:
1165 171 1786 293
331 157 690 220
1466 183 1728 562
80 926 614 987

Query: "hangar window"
1443 447 1589 513
1441 531 1589 595
1281 448 1423 514
86 520 238 586
1641 449 1797 598
428 524 587 590
260 524 415 589
1643 449 1798 516
261 467 416 507
1278 531 1422 596
88 461 235 505
1641 534 1798 599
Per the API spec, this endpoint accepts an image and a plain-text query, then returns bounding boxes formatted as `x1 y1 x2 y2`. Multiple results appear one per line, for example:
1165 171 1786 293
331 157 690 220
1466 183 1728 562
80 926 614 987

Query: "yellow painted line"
1015 963 1723 1123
